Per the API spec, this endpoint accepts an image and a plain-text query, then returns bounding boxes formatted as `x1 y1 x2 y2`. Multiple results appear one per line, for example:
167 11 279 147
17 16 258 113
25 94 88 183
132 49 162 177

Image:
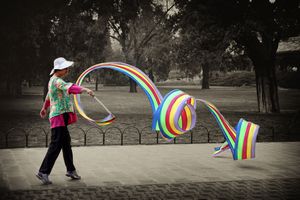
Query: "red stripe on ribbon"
77 64 161 106
115 64 161 105
210 105 236 142
181 108 188 131
165 93 185 136
242 123 251 159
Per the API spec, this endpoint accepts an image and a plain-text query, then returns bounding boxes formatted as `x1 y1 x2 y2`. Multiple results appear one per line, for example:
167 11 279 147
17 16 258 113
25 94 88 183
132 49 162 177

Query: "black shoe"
66 170 81 180
36 172 52 185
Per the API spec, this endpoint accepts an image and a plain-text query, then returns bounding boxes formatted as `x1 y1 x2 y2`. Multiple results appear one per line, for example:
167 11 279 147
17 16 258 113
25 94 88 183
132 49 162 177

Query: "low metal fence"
0 122 291 149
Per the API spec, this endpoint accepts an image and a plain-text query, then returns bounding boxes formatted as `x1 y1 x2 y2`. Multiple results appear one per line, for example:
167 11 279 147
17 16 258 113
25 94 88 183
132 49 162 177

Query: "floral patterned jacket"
46 75 74 119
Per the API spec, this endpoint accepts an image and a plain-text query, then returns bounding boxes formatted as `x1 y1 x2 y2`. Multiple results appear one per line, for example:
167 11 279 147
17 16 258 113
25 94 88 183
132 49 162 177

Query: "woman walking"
36 57 94 184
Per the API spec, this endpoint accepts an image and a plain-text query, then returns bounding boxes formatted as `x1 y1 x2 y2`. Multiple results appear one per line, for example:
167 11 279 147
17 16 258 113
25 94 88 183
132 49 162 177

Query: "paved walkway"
0 142 299 199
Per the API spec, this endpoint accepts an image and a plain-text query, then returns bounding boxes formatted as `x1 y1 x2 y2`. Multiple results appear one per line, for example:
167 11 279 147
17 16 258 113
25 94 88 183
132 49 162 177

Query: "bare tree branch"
109 35 120 42
108 18 122 39
137 3 176 50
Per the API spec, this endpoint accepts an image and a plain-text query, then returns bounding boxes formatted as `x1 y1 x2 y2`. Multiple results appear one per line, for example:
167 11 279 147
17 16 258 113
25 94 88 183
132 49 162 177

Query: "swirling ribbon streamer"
152 89 196 141
74 62 259 160
74 62 163 127
197 99 259 160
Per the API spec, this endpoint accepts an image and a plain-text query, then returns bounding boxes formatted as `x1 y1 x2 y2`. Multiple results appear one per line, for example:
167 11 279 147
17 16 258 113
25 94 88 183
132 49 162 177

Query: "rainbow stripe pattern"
74 62 259 160
197 99 259 160
74 62 196 136
153 89 196 141
74 62 162 127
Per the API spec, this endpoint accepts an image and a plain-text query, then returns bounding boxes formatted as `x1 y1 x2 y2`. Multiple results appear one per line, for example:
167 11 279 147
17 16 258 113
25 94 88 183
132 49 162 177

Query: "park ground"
0 142 300 199
0 85 300 148
0 85 300 199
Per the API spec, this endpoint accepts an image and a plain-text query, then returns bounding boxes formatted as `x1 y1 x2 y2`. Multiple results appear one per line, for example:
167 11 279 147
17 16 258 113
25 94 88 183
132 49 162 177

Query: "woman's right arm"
53 78 94 97
68 84 94 97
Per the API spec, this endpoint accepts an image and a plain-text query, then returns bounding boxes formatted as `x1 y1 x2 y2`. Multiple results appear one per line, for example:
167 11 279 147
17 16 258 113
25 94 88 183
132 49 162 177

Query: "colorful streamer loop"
74 62 162 127
197 99 259 160
74 62 259 160
153 89 196 141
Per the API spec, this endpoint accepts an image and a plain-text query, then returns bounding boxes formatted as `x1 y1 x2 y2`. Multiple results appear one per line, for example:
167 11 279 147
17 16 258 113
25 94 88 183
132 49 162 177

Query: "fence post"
25 134 28 148
173 137 176 144
156 131 159 144
5 134 8 148
139 132 141 144
272 126 275 142
103 133 105 145
208 131 210 143
84 133 87 146
121 132 123 145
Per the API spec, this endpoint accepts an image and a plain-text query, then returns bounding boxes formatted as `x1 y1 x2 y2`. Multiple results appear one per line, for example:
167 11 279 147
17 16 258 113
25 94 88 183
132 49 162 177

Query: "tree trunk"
149 68 154 82
123 49 138 93
202 64 210 89
255 62 280 113
243 32 280 113
129 79 137 93
95 76 98 91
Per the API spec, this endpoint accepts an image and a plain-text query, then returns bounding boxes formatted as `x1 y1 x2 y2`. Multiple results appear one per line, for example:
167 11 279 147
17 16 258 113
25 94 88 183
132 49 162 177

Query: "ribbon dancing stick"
93 96 113 115
74 93 115 126
93 96 115 126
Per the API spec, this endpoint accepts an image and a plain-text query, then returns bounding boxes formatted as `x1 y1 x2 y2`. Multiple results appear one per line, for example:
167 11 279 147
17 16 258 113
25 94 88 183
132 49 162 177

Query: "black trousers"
39 113 76 174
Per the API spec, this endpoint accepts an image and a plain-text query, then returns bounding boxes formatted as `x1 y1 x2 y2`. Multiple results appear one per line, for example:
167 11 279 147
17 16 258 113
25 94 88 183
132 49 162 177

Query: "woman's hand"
40 108 47 119
83 88 95 97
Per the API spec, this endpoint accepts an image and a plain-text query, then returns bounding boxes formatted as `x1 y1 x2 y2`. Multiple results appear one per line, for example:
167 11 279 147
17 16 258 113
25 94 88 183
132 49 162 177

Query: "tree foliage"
107 0 174 91
1 0 299 114
0 0 111 97
173 0 300 112
172 0 228 88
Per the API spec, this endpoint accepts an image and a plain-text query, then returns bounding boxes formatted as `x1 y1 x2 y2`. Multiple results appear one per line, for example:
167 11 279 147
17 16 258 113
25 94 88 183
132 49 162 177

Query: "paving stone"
1 143 300 199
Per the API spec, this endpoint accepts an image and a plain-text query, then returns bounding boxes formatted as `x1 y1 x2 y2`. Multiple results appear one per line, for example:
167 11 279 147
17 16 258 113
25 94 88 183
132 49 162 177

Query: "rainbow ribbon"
152 89 196 141
197 99 259 160
74 62 162 127
74 62 259 160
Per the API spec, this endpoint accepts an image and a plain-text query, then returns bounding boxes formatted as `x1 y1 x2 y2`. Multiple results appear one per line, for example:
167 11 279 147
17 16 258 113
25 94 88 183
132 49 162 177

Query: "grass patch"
158 70 300 88
0 85 299 147
210 71 256 87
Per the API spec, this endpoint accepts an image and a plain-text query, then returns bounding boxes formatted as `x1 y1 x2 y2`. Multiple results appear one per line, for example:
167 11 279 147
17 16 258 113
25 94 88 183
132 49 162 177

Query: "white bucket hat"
49 57 74 75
